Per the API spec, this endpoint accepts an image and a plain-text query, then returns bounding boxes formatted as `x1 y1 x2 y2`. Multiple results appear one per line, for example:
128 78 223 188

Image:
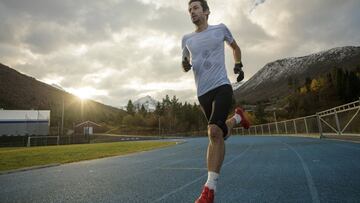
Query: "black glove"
182 57 192 72
237 70 244 82
234 62 244 82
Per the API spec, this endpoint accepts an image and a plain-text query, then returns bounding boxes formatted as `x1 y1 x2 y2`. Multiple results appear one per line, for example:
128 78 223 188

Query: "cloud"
0 0 359 108
250 0 266 13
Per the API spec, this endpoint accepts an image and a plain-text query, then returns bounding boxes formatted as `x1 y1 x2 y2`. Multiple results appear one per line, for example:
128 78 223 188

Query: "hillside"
234 46 360 103
0 63 127 129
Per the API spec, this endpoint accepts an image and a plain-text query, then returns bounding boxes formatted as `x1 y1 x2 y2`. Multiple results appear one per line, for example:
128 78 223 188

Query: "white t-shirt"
182 23 234 97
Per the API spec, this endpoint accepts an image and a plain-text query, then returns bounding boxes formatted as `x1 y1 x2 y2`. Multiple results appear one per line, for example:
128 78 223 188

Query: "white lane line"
282 142 320 203
158 167 207 171
152 144 253 203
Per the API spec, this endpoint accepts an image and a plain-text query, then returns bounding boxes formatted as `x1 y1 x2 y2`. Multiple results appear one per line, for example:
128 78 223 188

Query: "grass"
0 141 177 172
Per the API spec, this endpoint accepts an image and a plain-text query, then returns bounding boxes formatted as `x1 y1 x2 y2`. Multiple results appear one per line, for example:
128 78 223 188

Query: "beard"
191 15 201 24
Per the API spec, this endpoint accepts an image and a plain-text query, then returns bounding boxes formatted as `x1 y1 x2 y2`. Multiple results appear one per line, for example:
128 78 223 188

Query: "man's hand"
182 57 192 72
234 62 244 82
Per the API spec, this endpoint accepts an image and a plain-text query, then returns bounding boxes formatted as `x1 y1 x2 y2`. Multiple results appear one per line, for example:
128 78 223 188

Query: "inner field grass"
0 141 177 172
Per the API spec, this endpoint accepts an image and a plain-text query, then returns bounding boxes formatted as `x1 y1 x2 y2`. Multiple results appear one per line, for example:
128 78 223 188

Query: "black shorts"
198 84 233 137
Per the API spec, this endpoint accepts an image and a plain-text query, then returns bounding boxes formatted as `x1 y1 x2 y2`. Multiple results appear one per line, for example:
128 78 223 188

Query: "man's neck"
195 21 208 33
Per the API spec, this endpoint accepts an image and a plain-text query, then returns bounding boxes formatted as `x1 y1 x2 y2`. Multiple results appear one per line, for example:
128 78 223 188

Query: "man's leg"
195 85 232 203
225 117 236 136
224 108 250 140
207 124 225 173
195 125 223 203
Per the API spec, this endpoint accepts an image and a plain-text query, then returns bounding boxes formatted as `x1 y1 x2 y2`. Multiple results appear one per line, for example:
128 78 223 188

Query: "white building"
0 110 50 136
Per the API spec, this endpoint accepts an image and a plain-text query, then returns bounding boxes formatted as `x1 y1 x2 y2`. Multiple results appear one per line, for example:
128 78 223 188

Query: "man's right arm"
181 36 191 72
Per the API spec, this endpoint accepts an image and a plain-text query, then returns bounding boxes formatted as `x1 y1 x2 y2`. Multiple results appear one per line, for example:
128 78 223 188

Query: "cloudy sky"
1 0 359 108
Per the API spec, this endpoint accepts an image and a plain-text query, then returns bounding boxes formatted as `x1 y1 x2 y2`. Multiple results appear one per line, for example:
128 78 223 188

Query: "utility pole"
61 96 64 136
158 117 161 137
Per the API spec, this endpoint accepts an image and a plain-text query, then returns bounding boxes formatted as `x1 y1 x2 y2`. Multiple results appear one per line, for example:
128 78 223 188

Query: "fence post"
293 120 297 134
27 136 31 147
334 113 342 136
261 125 264 135
284 121 288 134
316 113 323 138
268 124 271 134
255 126 257 135
304 118 309 134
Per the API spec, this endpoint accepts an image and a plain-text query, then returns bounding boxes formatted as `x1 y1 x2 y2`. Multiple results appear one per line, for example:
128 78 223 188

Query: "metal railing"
234 98 360 138
27 135 60 147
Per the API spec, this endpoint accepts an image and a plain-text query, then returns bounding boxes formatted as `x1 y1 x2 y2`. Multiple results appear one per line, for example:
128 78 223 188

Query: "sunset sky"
1 0 359 108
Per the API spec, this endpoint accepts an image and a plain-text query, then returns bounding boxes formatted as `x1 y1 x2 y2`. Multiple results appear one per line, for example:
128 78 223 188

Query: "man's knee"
208 125 223 141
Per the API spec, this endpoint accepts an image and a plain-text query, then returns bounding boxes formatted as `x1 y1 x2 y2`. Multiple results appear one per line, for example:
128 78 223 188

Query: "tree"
305 77 312 92
154 102 163 117
126 100 135 115
139 104 147 117
254 102 267 124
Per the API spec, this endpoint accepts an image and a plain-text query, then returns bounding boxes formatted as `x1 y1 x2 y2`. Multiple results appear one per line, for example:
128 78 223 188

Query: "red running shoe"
195 186 214 203
235 107 250 129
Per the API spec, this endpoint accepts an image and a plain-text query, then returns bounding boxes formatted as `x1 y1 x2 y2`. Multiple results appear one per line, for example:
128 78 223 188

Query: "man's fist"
182 57 192 72
237 70 244 82
234 62 244 82
234 62 243 74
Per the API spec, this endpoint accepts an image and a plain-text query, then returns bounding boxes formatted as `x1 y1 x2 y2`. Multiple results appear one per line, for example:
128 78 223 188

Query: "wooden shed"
74 121 103 135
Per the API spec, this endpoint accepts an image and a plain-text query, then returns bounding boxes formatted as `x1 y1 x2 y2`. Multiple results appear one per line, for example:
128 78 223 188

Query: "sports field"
0 141 177 172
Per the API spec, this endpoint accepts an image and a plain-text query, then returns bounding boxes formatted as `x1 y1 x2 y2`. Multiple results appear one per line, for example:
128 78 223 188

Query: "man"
181 0 250 202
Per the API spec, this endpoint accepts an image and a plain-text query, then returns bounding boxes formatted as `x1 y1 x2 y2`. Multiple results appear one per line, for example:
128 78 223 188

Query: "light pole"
61 96 64 136
158 116 161 137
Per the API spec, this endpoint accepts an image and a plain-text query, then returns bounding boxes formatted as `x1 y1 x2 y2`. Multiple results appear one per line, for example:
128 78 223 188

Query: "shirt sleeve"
222 24 234 45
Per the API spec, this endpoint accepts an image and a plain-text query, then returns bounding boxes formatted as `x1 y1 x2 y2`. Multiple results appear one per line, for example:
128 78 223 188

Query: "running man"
181 0 250 202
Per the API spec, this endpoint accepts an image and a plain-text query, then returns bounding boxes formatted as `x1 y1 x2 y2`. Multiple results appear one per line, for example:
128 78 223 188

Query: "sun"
66 87 108 101
77 91 90 100
70 87 92 100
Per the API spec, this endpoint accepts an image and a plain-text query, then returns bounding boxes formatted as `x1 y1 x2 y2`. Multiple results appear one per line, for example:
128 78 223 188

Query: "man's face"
188 1 209 24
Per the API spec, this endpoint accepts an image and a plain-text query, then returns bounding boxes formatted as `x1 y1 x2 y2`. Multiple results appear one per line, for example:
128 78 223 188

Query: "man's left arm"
229 40 241 64
229 40 244 82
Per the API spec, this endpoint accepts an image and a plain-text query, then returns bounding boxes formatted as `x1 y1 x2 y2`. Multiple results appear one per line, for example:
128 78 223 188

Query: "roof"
75 121 102 127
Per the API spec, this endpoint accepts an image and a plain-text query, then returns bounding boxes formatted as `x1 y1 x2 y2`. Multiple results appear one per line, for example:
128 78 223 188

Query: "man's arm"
182 46 192 72
181 37 191 72
229 40 244 82
229 40 241 63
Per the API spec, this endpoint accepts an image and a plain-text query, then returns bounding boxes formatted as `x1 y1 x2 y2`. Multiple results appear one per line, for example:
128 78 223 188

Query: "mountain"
234 46 360 103
133 95 158 112
0 63 127 128
231 81 245 91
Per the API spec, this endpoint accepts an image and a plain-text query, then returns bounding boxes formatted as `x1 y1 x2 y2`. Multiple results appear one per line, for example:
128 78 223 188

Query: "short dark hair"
188 0 210 12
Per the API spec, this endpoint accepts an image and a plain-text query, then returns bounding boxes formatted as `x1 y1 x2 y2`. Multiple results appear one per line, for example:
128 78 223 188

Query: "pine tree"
126 100 135 115
139 104 147 117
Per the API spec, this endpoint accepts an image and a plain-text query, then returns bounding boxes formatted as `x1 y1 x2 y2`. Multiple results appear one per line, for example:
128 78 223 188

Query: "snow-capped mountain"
234 46 360 103
231 81 245 91
133 95 158 112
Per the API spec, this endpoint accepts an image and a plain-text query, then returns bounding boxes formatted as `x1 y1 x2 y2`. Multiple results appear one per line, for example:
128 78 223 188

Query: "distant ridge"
234 46 360 103
0 63 126 128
